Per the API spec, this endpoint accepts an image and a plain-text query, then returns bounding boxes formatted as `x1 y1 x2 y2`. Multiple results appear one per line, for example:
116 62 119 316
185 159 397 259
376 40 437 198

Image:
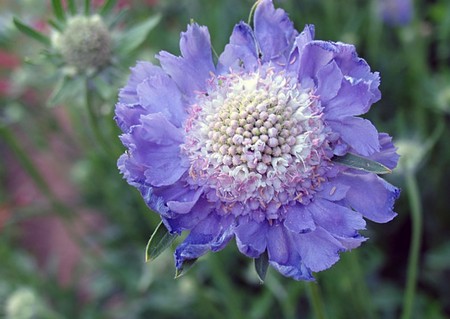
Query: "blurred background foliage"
0 0 449 318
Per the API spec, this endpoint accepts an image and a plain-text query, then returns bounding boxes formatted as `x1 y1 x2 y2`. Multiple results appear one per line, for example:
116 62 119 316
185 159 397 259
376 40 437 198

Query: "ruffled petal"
324 78 374 119
286 24 315 74
174 213 235 268
294 226 345 272
367 133 400 170
136 75 186 127
336 170 400 223
283 204 316 234
316 60 343 103
118 61 166 105
315 180 350 201
167 188 203 214
266 223 313 280
157 24 215 98
162 197 213 234
120 113 188 187
217 22 258 73
307 199 366 237
254 0 298 63
115 103 146 133
234 216 268 258
327 116 380 156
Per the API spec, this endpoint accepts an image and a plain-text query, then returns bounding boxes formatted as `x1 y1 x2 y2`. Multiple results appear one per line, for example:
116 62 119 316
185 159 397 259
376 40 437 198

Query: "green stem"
307 281 327 319
401 173 422 319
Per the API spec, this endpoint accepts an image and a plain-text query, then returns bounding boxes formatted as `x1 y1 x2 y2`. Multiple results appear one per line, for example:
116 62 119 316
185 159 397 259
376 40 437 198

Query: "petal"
136 75 186 127
324 78 374 119
299 41 337 81
162 197 213 234
234 216 268 258
217 22 258 73
307 199 366 237
283 204 316 234
120 113 188 187
286 24 315 74
294 226 345 272
157 24 215 97
118 61 166 105
315 180 350 202
174 213 234 268
336 171 400 223
115 103 146 133
254 0 298 62
316 60 343 103
266 223 314 280
367 133 400 170
327 116 380 156
167 188 203 215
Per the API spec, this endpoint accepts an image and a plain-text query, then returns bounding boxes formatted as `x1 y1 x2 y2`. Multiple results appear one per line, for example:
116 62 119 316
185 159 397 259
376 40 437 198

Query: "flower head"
116 0 400 280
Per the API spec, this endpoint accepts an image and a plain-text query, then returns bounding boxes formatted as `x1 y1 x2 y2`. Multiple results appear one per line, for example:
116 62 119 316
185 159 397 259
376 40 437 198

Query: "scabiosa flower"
378 0 413 26
116 0 400 280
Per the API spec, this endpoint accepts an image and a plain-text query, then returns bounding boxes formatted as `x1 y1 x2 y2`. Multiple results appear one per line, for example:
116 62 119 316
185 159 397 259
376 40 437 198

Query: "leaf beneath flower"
145 221 177 262
333 153 392 174
174 258 198 279
254 250 269 283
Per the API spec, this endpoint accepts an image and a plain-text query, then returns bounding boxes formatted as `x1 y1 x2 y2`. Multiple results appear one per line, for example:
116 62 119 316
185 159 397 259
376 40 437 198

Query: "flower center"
183 68 332 219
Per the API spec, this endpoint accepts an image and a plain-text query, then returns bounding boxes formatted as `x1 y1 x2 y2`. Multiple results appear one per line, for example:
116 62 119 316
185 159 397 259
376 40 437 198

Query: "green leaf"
100 0 118 16
332 153 392 174
51 0 66 22
47 76 85 107
116 14 161 56
145 221 177 262
48 18 64 32
254 250 269 283
13 17 51 46
67 0 77 15
174 258 198 279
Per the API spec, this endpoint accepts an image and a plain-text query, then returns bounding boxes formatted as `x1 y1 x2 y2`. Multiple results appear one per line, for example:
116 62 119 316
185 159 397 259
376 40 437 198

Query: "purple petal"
315 180 350 201
136 75 186 127
327 116 380 156
283 204 316 234
254 0 298 63
316 61 343 103
324 78 374 119
217 22 258 73
307 199 366 237
157 24 215 97
234 216 268 258
266 223 314 280
294 226 345 272
367 133 400 170
118 61 166 105
120 113 187 187
287 24 315 74
336 171 400 223
167 188 203 214
115 103 146 134
162 197 213 234
174 213 234 268
299 41 337 81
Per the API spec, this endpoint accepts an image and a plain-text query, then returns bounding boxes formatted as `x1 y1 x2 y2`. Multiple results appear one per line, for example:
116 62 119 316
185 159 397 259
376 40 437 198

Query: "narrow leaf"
174 258 198 279
51 0 66 22
254 250 269 283
145 221 177 262
47 76 85 107
333 153 392 174
67 0 77 15
100 0 118 16
116 14 161 56
48 18 64 32
13 17 51 46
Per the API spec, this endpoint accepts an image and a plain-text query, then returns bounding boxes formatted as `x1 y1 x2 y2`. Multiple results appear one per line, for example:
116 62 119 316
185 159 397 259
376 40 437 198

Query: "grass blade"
13 17 51 46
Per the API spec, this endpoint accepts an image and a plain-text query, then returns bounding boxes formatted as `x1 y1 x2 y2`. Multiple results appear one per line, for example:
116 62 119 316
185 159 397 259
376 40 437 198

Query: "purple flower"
378 0 413 26
116 0 400 280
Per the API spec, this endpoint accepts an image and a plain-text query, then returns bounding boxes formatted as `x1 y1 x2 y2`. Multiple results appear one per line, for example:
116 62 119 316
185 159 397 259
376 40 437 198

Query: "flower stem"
248 0 262 25
401 172 422 319
307 281 327 319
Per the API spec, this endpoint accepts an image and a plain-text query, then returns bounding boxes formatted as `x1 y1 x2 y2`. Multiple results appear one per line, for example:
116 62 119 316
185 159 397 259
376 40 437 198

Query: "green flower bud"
54 15 111 72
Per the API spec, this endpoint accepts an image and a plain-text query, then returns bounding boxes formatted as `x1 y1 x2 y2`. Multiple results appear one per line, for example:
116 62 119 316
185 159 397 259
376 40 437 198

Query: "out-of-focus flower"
116 0 400 280
378 0 413 26
52 15 111 73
